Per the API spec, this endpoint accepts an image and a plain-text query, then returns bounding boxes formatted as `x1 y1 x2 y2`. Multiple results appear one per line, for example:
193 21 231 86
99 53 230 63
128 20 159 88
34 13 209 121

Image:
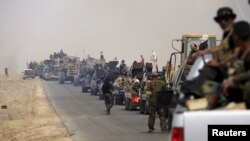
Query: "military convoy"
30 34 221 131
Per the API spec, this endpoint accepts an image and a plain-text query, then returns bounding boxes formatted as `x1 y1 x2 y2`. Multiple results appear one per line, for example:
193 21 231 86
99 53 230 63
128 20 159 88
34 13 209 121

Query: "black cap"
214 7 236 22
234 21 250 41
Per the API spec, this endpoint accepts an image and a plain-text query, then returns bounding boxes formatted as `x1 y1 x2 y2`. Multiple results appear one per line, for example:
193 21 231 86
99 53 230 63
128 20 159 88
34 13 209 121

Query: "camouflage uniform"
146 77 167 132
102 79 114 115
105 93 114 114
229 70 250 108
229 21 250 108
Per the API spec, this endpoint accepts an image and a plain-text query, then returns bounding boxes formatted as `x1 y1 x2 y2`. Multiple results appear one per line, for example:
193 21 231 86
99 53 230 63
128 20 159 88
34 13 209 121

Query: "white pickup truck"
169 55 250 141
170 108 250 141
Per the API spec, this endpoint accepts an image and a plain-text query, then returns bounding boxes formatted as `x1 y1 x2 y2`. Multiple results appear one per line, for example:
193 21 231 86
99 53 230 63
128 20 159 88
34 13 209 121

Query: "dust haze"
0 0 249 73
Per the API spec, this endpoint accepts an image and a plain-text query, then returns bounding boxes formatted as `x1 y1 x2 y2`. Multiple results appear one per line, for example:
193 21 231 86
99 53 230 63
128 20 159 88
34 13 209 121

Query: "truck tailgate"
184 111 250 141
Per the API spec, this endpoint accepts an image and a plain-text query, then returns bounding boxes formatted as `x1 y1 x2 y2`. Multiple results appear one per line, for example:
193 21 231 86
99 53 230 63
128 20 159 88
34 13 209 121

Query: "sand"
0 75 72 141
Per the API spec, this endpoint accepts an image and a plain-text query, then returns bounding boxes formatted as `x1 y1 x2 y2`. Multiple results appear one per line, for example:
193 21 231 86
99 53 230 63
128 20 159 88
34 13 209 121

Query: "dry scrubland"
0 75 72 141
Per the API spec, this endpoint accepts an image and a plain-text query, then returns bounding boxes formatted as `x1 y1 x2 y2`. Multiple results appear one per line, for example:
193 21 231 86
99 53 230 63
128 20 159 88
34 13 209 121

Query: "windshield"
24 70 34 75
184 37 216 60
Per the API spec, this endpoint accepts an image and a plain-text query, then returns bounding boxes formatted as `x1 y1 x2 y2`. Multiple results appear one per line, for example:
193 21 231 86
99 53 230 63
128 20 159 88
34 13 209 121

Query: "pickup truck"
169 54 250 141
23 69 35 79
170 108 250 141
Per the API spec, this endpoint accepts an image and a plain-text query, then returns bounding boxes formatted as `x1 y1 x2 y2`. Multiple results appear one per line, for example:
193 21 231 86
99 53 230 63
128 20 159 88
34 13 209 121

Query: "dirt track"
0 75 72 141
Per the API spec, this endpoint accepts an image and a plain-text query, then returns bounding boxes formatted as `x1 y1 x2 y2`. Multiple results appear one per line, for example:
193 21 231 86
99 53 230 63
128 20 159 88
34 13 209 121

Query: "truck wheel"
118 95 122 105
126 98 131 110
115 96 118 105
125 98 129 110
60 78 65 84
90 89 93 95
91 89 95 95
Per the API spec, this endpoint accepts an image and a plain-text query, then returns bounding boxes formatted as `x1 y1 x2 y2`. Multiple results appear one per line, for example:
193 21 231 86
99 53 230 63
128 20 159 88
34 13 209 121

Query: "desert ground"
0 75 72 141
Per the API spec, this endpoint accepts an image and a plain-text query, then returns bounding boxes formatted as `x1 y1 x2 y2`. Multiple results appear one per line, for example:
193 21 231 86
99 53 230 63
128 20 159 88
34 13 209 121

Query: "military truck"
58 56 80 84
41 59 59 81
162 34 217 131
27 61 41 76
99 61 119 100
22 69 35 79
124 62 144 111
90 64 105 96
82 56 106 93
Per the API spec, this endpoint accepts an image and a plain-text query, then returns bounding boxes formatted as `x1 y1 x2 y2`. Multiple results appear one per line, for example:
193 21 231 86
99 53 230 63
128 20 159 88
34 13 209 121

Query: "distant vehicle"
58 56 80 84
124 62 144 111
90 65 105 96
81 56 106 93
22 69 35 79
74 68 83 86
82 72 94 93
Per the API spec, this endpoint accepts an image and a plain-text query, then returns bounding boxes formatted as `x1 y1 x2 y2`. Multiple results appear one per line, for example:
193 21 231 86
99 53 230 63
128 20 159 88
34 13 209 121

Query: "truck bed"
171 110 250 141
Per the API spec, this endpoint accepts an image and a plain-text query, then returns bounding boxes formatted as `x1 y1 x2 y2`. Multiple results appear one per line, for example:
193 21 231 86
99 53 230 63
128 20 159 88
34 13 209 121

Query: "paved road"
43 81 170 141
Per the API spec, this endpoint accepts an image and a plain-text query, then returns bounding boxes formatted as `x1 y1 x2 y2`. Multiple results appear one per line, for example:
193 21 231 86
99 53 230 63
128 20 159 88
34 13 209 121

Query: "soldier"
119 60 127 75
223 21 250 109
130 76 140 98
139 55 144 65
146 73 167 133
4 68 8 76
102 77 114 115
184 7 238 97
150 50 158 72
203 7 237 67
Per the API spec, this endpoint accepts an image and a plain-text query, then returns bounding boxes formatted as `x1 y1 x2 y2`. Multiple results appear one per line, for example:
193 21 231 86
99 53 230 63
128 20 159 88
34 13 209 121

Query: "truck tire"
60 79 65 84
115 95 118 105
82 87 85 93
117 94 124 105
59 72 65 84
125 98 131 110
91 89 96 95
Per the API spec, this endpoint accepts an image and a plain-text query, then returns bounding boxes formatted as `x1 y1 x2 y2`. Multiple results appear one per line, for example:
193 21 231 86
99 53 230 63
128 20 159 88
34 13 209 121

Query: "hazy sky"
0 0 250 73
